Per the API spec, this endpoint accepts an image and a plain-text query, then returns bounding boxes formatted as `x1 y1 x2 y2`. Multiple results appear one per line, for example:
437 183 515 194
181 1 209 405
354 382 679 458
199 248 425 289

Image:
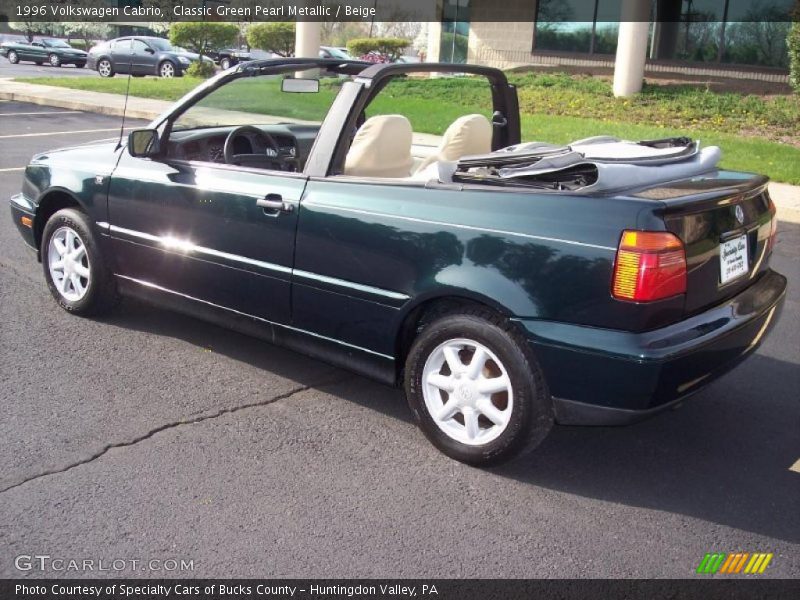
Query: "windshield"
43 39 71 48
148 38 172 51
172 70 345 132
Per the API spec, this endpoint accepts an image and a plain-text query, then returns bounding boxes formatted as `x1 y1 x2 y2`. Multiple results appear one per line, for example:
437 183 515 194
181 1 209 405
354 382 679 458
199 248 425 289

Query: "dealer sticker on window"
720 235 749 284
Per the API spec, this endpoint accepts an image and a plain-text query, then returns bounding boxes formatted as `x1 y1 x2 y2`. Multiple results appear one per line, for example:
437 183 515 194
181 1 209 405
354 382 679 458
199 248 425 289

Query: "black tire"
97 58 114 77
405 308 552 466
220 57 231 70
7 50 18 64
41 208 119 316
49 53 61 67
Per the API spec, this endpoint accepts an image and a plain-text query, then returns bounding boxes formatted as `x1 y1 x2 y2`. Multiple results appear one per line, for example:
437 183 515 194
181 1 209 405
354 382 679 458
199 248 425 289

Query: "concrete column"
295 21 321 59
426 21 442 63
612 0 651 97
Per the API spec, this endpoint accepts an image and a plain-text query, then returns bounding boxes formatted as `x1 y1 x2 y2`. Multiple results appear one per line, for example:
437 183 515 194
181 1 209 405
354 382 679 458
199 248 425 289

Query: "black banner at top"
0 0 798 23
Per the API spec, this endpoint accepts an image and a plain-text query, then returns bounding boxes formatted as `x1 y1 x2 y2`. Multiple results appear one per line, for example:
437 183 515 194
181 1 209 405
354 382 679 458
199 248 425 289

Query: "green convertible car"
8 59 786 465
0 38 87 68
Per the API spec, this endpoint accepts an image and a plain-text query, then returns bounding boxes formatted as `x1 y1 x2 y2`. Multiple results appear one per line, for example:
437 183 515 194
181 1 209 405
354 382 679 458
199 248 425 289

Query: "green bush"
169 22 238 56
346 37 409 61
790 21 800 93
247 22 295 57
185 61 216 79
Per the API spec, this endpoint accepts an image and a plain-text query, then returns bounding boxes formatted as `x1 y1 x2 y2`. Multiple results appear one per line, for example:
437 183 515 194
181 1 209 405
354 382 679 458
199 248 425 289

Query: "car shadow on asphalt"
102 297 799 545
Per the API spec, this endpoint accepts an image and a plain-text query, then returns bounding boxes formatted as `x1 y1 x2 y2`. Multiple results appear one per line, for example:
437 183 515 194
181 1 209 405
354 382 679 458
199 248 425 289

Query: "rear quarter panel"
295 180 663 357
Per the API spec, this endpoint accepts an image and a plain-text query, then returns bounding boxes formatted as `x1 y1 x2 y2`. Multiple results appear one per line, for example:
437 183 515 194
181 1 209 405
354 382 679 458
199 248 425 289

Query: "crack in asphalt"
0 376 352 494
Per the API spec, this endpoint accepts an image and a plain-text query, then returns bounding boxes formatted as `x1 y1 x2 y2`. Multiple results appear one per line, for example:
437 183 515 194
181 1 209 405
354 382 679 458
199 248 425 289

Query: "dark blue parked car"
87 36 213 78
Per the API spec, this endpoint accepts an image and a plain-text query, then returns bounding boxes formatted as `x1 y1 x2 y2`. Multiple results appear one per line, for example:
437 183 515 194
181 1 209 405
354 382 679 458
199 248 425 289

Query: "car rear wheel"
49 53 61 67
42 208 119 316
7 50 18 64
220 57 231 70
404 309 552 466
97 58 114 77
159 61 175 78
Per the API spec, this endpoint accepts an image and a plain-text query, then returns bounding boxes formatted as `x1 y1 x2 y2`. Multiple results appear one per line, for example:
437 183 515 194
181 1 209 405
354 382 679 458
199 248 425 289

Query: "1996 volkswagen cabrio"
9 60 786 465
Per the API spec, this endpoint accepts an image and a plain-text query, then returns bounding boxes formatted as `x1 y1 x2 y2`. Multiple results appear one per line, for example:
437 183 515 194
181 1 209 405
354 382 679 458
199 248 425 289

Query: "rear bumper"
517 269 787 425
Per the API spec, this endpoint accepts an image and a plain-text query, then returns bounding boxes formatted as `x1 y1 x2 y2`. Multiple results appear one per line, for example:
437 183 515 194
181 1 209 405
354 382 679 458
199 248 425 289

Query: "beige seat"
344 115 413 178
415 114 493 173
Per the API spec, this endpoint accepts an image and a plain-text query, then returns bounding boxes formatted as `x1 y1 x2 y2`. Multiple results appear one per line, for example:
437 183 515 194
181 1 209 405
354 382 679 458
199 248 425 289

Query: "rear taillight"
612 230 687 302
766 197 778 254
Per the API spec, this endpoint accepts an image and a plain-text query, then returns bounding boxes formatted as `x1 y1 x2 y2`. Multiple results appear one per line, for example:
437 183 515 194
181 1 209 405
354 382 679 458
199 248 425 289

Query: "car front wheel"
220 57 231 70
49 53 61 67
7 50 18 64
97 58 114 77
42 208 119 316
159 61 175 78
405 309 552 466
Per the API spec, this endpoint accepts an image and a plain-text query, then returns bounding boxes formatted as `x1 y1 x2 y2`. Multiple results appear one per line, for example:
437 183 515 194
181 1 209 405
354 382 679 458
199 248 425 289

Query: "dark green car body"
1 38 88 67
8 60 786 426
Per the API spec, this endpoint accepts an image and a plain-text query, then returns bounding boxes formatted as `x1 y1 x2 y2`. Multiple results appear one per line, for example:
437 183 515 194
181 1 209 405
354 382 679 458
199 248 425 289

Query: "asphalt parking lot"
0 59 98 79
0 100 798 579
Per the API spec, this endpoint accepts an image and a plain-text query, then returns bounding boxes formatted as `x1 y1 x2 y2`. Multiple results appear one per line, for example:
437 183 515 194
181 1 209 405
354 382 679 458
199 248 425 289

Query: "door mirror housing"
144 47 155 54
128 129 160 158
281 78 320 93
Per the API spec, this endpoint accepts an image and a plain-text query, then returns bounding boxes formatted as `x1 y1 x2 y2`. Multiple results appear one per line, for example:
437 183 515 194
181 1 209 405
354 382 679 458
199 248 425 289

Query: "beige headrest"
344 115 413 178
416 114 493 172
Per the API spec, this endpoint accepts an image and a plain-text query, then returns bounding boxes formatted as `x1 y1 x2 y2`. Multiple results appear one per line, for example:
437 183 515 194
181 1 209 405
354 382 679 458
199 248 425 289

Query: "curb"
0 81 166 121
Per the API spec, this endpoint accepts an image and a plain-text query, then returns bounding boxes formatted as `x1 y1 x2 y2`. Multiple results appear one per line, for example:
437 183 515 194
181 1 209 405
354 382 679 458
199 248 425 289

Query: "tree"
790 20 800 92
347 37 410 61
247 22 296 57
169 22 238 58
61 22 111 49
9 21 59 42
412 25 428 60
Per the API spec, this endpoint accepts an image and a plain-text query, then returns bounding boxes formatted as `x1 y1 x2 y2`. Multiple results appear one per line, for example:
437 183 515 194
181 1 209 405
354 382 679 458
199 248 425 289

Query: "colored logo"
696 552 773 574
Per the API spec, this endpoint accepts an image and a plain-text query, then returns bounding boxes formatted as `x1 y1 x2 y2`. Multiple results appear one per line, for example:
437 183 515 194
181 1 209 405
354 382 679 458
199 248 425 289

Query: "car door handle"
256 194 293 214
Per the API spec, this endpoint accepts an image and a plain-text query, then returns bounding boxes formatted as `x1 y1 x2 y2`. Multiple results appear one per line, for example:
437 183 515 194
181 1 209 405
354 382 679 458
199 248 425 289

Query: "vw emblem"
734 205 745 224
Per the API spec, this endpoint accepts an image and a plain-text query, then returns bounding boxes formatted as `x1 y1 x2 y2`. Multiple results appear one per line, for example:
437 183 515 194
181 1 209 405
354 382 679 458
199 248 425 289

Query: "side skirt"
116 275 398 386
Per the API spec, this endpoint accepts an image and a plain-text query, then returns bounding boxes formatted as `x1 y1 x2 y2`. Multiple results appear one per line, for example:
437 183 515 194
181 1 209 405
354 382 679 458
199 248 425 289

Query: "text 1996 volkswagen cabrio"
9 60 786 465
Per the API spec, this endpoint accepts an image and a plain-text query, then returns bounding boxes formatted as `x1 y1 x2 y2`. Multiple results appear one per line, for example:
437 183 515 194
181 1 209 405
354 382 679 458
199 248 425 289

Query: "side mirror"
144 47 155 54
281 78 320 93
128 129 160 158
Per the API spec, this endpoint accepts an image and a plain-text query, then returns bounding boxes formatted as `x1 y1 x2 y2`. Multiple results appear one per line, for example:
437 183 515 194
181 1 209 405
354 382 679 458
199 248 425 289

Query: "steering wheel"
223 125 286 169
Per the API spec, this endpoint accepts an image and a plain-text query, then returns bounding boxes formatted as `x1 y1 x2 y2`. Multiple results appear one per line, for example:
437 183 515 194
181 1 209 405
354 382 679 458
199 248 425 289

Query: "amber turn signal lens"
20 216 33 228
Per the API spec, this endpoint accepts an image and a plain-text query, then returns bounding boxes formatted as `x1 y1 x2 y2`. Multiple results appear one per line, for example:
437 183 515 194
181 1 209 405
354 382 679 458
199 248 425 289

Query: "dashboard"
166 124 320 170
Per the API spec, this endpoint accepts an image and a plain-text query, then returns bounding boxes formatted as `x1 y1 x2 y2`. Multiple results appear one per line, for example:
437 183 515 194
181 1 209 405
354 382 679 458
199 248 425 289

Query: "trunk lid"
636 172 776 315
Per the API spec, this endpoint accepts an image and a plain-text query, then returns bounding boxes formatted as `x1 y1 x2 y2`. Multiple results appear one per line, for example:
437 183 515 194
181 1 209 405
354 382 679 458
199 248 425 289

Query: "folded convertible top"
447 136 721 193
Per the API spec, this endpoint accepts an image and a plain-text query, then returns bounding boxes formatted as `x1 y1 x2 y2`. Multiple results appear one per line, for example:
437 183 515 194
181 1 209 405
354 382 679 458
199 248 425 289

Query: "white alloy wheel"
98 59 112 77
8 50 19 64
421 337 513 446
160 62 175 77
49 53 61 67
220 57 231 70
48 226 91 302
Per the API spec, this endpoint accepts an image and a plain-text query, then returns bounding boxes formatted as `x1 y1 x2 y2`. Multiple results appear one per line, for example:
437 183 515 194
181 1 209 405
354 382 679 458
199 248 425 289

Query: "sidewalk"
2 78 799 223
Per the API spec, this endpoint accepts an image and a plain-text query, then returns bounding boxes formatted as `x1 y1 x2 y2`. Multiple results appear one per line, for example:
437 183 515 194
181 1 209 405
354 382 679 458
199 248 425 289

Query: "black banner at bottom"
2 579 800 600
